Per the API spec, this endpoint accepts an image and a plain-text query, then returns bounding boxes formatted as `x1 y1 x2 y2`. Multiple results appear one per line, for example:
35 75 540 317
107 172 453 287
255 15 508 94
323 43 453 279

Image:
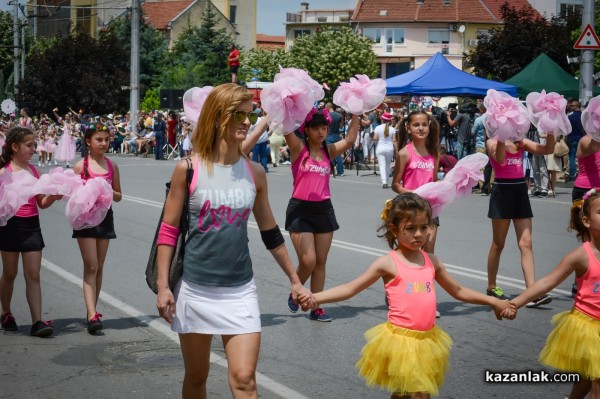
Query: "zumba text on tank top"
183 158 257 287
490 146 524 179
402 142 435 190
291 146 331 201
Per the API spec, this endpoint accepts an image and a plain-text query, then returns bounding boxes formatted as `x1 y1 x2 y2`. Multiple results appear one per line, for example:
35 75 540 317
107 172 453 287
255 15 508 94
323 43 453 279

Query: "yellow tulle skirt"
539 309 600 379
355 321 453 396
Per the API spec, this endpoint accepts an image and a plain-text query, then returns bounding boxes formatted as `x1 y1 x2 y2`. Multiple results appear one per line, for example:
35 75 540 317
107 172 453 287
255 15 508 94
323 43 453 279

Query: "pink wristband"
157 222 180 247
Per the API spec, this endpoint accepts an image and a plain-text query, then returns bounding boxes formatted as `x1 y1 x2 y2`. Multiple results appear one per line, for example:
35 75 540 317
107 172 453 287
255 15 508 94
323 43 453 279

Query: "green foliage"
140 87 160 112
159 2 233 88
239 48 291 83
17 31 129 115
0 11 15 91
105 11 168 93
466 3 579 81
288 26 378 101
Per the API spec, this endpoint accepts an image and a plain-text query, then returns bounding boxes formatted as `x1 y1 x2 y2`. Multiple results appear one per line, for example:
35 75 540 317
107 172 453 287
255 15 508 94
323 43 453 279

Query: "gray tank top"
183 157 256 287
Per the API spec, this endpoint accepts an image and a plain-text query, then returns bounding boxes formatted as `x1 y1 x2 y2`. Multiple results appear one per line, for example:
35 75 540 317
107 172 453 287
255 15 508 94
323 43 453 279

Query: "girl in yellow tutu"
300 192 513 398
508 187 600 399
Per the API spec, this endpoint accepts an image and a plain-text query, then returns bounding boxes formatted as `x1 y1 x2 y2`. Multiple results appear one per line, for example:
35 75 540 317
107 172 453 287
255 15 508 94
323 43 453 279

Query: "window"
384 28 405 52
386 62 410 78
76 6 91 35
294 29 311 39
317 17 327 22
229 5 237 24
560 3 582 19
428 28 450 53
363 28 382 44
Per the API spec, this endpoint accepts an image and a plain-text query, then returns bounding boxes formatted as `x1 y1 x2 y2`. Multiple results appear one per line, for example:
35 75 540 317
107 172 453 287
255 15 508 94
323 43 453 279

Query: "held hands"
298 293 319 311
291 283 316 311
493 299 518 320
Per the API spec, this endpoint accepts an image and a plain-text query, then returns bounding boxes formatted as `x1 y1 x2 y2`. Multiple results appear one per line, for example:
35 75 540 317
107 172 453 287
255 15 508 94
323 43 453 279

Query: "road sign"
574 23 600 49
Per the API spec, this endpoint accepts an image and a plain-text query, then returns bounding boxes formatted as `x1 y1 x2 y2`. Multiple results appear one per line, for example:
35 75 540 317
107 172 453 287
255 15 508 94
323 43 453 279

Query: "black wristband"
260 225 285 250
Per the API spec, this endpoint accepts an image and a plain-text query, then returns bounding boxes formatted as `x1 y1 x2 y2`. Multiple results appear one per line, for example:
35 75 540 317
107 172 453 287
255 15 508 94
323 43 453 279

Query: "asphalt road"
1 154 581 399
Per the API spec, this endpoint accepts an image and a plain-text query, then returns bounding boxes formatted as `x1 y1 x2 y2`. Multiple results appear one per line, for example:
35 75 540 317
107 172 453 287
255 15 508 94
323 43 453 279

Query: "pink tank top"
385 250 437 331
574 242 600 320
489 144 524 179
81 156 113 184
7 163 40 217
291 146 331 201
574 150 600 189
402 142 435 190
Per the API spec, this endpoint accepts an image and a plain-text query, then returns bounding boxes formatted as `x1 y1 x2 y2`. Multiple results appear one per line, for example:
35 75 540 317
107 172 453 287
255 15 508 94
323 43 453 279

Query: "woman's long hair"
192 83 253 174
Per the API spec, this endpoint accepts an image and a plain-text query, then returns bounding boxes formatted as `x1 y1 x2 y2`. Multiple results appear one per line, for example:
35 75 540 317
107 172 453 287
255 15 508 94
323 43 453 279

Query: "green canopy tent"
504 53 599 99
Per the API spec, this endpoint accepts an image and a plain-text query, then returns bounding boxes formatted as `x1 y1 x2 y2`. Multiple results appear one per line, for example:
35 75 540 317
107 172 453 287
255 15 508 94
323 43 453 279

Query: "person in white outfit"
373 112 396 188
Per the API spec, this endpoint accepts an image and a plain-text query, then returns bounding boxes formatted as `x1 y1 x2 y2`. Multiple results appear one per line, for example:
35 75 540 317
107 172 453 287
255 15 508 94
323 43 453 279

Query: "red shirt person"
228 45 240 84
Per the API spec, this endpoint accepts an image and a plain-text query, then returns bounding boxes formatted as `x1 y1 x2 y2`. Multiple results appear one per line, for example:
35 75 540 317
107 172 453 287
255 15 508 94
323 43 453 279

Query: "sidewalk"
0 262 231 398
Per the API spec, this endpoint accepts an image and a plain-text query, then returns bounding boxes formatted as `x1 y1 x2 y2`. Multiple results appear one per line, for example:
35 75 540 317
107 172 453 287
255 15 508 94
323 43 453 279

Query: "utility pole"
580 0 595 104
130 0 140 135
12 0 20 101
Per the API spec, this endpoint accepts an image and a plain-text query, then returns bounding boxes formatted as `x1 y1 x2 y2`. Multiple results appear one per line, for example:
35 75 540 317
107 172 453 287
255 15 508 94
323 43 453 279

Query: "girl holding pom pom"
72 123 122 334
507 188 600 399
284 108 359 321
485 128 555 306
0 127 62 337
299 193 513 398
391 110 440 253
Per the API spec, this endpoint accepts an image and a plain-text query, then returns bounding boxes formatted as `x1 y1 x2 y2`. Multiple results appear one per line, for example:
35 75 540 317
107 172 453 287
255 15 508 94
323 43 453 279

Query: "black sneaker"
287 293 299 313
486 287 509 300
87 312 103 334
309 308 332 322
1 313 17 331
30 320 53 337
525 295 553 308
540 191 548 197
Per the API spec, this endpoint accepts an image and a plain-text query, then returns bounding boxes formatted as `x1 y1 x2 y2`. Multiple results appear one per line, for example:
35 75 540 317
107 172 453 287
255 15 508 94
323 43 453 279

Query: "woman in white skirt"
156 83 313 399
373 112 396 188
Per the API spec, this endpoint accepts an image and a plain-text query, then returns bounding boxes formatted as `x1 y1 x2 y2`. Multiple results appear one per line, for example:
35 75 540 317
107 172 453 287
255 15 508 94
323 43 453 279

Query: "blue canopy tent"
385 52 518 97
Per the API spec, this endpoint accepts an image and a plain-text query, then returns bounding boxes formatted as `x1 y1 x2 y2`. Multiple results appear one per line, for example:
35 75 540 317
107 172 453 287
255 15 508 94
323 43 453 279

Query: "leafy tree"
238 48 291 83
288 26 378 101
466 3 579 81
140 87 160 112
17 31 129 115
105 11 168 93
159 2 234 88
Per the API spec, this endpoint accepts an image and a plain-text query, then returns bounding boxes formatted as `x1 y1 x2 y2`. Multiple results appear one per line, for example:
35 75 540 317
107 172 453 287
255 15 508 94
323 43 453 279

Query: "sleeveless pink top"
81 156 113 184
385 250 437 331
574 151 600 189
7 163 40 217
291 146 331 201
402 142 435 190
574 242 600 320
489 144 524 179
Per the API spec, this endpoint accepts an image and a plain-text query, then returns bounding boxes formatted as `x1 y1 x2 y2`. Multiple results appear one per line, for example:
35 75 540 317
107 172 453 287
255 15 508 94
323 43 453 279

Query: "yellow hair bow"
381 199 394 221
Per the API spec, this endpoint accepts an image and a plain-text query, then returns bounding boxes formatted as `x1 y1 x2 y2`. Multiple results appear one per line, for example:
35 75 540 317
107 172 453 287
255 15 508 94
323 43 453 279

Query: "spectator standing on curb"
153 113 167 160
325 103 345 176
567 101 584 182
228 44 240 84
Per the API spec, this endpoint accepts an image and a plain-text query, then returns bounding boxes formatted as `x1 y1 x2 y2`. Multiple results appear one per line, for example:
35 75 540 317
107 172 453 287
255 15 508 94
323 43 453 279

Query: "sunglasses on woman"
232 110 258 124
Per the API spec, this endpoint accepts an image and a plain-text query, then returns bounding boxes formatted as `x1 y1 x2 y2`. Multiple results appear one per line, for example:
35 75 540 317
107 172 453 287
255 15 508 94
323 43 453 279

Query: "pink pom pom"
34 167 83 199
413 181 457 218
444 153 488 198
261 76 316 134
0 170 38 226
66 177 113 230
274 67 324 103
333 74 386 115
525 90 571 137
183 86 214 127
484 89 530 142
581 96 600 143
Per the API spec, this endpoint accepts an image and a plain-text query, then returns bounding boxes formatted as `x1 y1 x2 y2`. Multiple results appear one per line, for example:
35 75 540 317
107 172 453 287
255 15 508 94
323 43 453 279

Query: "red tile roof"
352 0 539 24
142 0 194 30
256 34 285 43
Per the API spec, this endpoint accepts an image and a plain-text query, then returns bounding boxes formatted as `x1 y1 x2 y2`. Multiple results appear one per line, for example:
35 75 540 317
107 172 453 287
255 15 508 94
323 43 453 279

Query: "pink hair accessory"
333 74 386 115
581 96 600 142
525 90 571 136
33 167 83 199
298 107 333 135
0 170 38 226
183 86 214 127
413 180 457 218
583 187 598 202
484 89 530 142
65 177 113 230
444 153 488 198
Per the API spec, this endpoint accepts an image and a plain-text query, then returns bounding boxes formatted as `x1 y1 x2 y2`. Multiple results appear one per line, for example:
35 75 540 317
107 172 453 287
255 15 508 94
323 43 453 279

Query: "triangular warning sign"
574 24 600 49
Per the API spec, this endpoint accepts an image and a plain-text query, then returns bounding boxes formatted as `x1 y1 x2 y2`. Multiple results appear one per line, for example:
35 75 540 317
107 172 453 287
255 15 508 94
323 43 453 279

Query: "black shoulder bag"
145 158 193 294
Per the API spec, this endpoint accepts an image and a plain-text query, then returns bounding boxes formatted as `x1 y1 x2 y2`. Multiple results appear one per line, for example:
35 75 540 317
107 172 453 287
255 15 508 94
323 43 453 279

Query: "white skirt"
182 137 191 151
171 278 261 335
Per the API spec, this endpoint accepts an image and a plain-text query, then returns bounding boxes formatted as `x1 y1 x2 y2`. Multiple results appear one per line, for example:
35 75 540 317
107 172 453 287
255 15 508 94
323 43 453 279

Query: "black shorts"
285 198 339 233
0 216 45 252
230 65 239 74
572 186 590 202
72 208 117 239
488 178 533 219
